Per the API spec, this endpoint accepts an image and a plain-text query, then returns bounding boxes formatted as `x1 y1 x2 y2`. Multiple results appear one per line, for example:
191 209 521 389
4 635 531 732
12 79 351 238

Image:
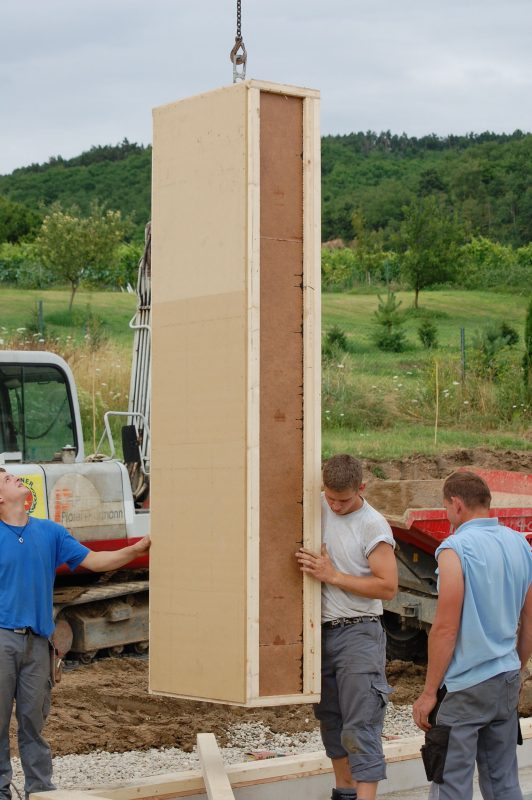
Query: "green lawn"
323 425 530 460
1 286 530 459
0 287 136 347
323 288 530 456
322 288 529 368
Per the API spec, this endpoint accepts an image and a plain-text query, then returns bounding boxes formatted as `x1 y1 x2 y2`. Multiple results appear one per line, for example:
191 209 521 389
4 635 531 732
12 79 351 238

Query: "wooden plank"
246 85 261 703
248 80 320 99
77 752 332 799
31 792 110 799
302 93 322 695
197 733 235 800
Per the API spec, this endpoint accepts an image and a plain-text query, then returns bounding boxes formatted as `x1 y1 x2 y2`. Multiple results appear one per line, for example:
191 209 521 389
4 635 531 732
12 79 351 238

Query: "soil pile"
11 657 532 757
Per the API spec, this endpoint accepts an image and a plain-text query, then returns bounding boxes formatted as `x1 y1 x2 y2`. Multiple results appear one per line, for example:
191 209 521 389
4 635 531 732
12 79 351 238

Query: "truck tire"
383 612 428 662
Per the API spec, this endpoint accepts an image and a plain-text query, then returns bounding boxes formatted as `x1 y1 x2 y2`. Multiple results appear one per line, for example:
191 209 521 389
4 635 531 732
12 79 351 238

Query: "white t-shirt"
321 493 395 622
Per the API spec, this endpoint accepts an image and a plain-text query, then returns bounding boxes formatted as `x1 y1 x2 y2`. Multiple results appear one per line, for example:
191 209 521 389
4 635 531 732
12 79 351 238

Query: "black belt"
322 615 380 629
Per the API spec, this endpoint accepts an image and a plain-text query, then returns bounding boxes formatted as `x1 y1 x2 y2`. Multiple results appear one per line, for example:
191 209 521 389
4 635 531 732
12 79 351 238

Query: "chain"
229 0 247 83
236 0 241 40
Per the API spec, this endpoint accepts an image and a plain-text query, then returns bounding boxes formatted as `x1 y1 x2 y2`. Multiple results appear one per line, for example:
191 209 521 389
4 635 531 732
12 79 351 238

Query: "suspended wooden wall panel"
149 80 321 706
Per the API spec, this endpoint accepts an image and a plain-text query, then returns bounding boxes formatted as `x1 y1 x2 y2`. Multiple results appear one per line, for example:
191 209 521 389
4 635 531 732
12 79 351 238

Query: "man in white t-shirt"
296 454 397 800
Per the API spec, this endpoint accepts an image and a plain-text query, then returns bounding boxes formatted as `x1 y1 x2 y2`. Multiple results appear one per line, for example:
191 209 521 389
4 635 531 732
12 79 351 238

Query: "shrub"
372 291 407 352
459 237 531 290
471 322 519 380
499 321 519 347
418 319 438 349
0 242 52 289
321 247 360 291
323 325 349 358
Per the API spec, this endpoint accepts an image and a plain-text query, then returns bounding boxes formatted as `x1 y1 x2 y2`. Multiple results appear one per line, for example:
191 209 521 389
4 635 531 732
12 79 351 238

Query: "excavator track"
54 579 149 661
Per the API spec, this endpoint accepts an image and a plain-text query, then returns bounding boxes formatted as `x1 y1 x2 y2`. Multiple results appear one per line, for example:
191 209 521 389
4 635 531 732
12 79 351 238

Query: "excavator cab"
0 355 81 464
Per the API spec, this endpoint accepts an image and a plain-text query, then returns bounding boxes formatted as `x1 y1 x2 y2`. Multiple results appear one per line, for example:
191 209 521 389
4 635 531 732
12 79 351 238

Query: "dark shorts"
314 618 392 783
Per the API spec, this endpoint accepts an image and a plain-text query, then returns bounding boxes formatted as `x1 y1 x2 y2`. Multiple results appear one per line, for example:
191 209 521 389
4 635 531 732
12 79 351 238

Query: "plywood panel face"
150 85 248 703
258 92 304 696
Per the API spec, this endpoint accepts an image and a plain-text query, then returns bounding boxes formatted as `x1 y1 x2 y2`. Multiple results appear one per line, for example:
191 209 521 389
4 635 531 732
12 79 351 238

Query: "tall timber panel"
149 81 321 705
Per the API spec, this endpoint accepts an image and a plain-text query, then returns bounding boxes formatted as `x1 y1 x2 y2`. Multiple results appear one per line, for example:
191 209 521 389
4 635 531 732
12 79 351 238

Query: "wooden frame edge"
245 85 262 704
302 93 322 696
248 80 320 99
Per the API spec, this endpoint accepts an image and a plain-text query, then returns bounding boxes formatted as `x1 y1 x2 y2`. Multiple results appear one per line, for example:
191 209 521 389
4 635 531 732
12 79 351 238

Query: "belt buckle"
13 627 29 635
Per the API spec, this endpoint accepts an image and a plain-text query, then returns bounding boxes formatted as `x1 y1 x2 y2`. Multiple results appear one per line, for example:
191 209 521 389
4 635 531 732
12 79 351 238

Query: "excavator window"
0 364 77 463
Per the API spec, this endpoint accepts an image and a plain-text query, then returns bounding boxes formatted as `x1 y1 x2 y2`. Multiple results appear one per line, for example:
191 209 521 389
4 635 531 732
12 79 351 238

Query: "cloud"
1 0 531 173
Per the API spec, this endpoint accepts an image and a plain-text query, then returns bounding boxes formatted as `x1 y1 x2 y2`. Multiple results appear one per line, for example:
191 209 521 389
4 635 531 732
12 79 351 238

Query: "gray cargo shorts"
314 618 393 783
424 669 523 800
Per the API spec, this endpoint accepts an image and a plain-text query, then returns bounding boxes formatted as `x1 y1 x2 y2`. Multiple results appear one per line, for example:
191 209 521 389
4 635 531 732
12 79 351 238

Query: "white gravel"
9 703 419 793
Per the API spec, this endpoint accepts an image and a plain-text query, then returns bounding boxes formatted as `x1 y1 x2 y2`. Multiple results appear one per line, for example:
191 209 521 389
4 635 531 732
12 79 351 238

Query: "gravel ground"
9 703 418 793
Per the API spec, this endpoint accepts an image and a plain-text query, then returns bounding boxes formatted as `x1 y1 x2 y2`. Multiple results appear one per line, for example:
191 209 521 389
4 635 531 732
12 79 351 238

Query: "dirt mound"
10 658 318 757
10 656 532 758
10 657 428 758
364 447 532 481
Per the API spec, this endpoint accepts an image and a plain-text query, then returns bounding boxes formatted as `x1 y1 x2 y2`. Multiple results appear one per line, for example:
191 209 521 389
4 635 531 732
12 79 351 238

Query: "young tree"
400 196 463 308
372 290 407 352
36 203 127 309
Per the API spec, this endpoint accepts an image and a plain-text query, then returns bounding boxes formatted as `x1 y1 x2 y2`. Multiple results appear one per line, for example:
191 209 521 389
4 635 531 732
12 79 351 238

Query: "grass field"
322 289 531 456
322 288 530 370
0 287 136 347
0 286 530 458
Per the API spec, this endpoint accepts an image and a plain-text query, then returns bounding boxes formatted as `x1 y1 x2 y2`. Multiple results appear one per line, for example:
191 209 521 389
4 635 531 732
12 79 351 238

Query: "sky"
1 0 531 175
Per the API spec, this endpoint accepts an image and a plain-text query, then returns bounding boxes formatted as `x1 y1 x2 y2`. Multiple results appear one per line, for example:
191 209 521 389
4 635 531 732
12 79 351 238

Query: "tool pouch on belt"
48 640 63 686
421 725 451 784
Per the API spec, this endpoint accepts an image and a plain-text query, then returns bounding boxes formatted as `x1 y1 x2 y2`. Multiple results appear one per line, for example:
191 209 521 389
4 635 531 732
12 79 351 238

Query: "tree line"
322 131 531 247
0 132 530 301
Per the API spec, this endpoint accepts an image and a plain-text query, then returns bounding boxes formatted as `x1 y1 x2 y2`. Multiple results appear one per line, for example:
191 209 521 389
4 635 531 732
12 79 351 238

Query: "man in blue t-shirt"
0 468 151 800
412 470 532 800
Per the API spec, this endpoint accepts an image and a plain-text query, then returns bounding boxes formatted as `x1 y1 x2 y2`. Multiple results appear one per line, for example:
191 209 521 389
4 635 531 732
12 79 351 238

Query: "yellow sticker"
20 474 48 519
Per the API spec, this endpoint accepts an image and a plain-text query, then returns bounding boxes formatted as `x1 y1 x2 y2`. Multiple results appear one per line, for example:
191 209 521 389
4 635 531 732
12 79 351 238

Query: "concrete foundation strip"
29 720 532 799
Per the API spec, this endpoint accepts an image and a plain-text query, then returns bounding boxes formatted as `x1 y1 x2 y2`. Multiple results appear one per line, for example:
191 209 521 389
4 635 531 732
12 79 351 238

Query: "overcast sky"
1 0 531 175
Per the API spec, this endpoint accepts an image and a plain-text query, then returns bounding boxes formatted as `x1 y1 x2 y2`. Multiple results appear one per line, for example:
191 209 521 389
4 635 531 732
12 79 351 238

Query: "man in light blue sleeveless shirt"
413 470 532 800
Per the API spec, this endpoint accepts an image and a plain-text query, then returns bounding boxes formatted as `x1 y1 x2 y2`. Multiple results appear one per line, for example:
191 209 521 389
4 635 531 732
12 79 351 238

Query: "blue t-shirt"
436 518 532 692
0 516 90 637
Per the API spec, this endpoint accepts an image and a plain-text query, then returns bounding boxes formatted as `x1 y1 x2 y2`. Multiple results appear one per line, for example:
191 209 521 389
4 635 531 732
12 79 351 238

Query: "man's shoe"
331 789 357 800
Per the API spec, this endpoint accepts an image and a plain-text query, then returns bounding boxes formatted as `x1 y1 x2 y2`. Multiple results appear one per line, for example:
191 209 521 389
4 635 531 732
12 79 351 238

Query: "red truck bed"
364 467 532 556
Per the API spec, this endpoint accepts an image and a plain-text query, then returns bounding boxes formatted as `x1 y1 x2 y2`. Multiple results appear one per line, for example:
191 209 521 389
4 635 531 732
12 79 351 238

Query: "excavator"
0 226 152 662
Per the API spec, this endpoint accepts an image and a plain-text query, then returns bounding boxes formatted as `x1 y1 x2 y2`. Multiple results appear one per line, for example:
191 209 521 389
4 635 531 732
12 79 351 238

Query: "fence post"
38 300 44 336
460 327 466 383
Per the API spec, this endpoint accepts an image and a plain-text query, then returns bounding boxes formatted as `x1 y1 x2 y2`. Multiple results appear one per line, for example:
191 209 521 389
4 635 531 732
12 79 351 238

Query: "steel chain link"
230 0 247 82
